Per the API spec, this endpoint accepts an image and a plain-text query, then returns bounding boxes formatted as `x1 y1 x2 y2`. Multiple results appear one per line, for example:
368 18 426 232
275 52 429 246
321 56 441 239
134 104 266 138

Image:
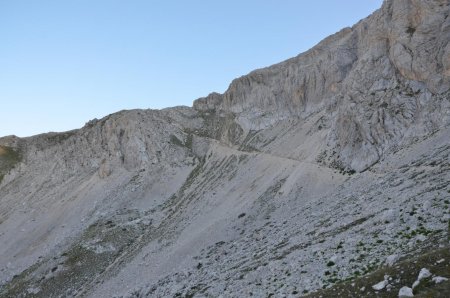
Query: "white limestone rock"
432 276 448 284
398 286 414 297
1 0 449 297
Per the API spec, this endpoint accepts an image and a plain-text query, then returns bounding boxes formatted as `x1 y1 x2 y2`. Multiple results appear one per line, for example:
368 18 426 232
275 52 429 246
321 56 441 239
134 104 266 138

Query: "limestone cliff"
0 1 449 297
194 0 450 171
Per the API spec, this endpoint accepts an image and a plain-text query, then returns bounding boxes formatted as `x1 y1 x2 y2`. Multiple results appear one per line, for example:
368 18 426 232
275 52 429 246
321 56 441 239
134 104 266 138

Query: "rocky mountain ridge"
195 0 450 171
0 0 449 297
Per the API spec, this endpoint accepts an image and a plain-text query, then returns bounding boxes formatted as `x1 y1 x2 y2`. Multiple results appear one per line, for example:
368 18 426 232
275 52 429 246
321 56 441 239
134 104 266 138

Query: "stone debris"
386 254 399 267
432 276 448 284
0 0 449 297
416 268 432 284
372 280 388 291
398 286 414 297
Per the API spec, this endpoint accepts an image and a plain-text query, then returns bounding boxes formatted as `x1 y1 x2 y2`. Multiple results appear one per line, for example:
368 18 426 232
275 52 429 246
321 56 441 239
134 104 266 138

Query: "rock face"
195 0 450 172
1 0 449 297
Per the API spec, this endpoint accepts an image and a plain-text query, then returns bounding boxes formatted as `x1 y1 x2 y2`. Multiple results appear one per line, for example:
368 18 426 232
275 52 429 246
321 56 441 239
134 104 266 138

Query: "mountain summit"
1 0 449 297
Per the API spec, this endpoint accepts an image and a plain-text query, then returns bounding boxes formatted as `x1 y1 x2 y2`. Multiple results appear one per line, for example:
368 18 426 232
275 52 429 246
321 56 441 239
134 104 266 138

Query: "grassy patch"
0 145 22 183
169 134 184 147
0 216 145 297
304 246 450 297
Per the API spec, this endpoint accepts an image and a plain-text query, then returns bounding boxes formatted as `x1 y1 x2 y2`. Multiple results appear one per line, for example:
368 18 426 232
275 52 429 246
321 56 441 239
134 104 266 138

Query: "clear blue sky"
0 0 383 137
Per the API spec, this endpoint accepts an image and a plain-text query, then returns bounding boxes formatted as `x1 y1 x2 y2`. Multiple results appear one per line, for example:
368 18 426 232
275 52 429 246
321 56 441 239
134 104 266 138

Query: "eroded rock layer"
0 0 449 297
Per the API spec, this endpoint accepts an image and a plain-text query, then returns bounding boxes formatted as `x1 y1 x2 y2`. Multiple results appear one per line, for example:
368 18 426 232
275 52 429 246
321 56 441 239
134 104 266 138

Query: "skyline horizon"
1 1 383 137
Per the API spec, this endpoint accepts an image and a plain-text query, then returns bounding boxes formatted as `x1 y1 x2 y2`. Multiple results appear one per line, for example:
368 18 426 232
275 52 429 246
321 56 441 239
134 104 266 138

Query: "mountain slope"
195 0 450 172
0 0 449 297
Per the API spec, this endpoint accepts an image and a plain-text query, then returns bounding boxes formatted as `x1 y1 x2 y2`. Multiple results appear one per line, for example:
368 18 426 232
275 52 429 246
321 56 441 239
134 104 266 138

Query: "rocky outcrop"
194 0 450 171
1 0 449 297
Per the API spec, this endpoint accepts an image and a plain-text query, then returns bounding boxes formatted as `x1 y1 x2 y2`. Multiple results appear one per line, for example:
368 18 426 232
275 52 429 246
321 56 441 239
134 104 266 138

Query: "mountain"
1 0 449 297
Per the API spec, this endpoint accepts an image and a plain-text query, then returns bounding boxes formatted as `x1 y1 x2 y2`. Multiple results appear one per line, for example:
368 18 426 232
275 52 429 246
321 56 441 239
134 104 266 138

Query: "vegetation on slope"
305 246 450 297
0 145 22 183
